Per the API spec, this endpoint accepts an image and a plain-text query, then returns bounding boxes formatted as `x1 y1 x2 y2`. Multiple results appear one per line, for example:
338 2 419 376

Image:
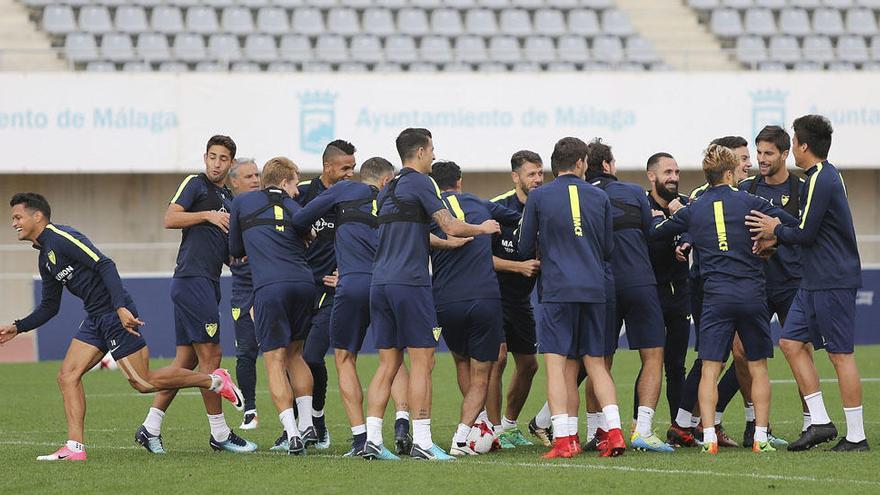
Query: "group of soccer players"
2 113 869 462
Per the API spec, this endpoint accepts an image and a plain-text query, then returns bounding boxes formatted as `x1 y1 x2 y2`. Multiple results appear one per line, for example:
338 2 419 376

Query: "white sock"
477 410 491 427
551 414 569 440
453 423 471 444
691 416 700 428
802 412 812 432
586 412 599 439
208 373 223 392
703 426 717 445
598 412 608 431
636 406 655 437
754 425 768 443
745 402 756 422
143 407 165 436
674 408 692 428
351 424 366 436
66 440 84 453
804 391 831 424
295 396 314 431
396 410 410 422
279 408 299 440
413 418 433 449
568 415 579 437
602 405 621 430
493 424 504 437
714 411 723 426
366 416 384 445
207 413 230 442
844 406 866 442
501 416 517 431
313 408 324 418
535 402 552 429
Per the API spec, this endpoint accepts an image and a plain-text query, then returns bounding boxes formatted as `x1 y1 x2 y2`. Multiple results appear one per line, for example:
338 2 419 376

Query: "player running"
1 193 245 461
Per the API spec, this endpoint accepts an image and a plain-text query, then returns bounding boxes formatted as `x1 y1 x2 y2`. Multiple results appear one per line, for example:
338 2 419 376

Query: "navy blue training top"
518 174 613 303
490 189 537 303
16 224 133 332
170 173 233 281
431 191 521 306
297 178 337 286
773 161 861 290
646 191 691 286
292 179 379 278
228 188 313 291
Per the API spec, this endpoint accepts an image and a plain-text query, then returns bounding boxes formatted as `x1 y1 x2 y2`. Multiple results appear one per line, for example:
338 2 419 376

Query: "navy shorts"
767 287 798 325
699 299 772 362
330 274 372 354
437 299 504 362
604 278 619 357
781 288 856 354
304 287 333 364
537 302 605 358
500 299 537 355
253 281 315 353
617 285 666 349
75 305 147 360
171 276 221 346
371 284 439 350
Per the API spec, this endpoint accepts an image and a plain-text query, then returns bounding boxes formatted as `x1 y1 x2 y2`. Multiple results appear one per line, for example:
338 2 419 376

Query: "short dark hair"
586 138 613 176
206 135 237 159
755 125 791 153
10 192 51 220
323 139 357 162
395 128 432 162
430 161 461 191
360 156 395 182
710 135 748 150
510 150 542 171
793 114 833 160
550 137 588 175
646 152 674 171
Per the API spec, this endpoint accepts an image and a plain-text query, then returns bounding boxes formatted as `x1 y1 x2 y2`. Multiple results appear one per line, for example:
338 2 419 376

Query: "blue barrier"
34 271 877 360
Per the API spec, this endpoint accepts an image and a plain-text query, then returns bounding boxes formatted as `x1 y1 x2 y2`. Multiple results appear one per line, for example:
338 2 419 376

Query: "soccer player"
746 115 868 452
489 150 543 448
228 157 316 455
291 156 413 457
227 157 262 429
586 139 672 453
644 153 692 433
363 128 499 461
1 193 245 461
297 139 358 448
137 135 256 454
519 136 625 459
651 144 798 454
427 161 521 456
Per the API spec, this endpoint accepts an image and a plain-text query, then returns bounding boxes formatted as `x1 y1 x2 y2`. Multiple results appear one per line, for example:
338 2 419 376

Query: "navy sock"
308 361 328 412
314 414 327 437
395 418 409 437
353 432 366 449
235 356 257 412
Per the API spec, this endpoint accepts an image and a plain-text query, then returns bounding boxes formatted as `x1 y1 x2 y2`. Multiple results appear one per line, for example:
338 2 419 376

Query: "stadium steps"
615 0 738 70
0 0 65 71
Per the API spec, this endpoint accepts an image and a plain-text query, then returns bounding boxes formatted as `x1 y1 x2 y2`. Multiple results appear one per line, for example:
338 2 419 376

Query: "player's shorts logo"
433 327 442 342
205 323 218 337
298 91 337 154
231 308 241 321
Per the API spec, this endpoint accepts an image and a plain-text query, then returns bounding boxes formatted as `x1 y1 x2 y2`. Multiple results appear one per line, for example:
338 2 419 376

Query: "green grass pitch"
2 346 878 494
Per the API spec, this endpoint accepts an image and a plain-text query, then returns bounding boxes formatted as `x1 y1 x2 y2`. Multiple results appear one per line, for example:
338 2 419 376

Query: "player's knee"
518 356 539 378
778 338 802 358
56 368 81 387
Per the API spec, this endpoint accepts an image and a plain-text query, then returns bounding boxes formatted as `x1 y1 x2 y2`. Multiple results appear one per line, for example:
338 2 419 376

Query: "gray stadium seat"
478 0 510 8
102 33 136 62
802 35 835 63
266 62 296 72
350 35 383 63
568 9 601 36
308 0 338 7
523 36 556 63
744 9 776 36
375 62 404 72
86 61 117 72
195 62 226 72
43 6 77 34
78 6 113 34
378 0 407 5
862 61 880 70
386 35 418 63
547 61 577 71
625 36 659 63
557 35 589 62
547 0 578 8
340 0 371 7
327 8 360 35
512 0 544 8
618 62 647 71
442 62 475 72
534 9 566 36
584 0 616 6
256 8 290 34
339 62 368 72
430 9 464 36
279 34 312 62
757 61 787 70
231 62 261 72
292 8 325 35
185 7 220 35
856 0 880 7
779 9 811 36
239 0 271 7
872 36 880 60
824 0 854 7
203 0 236 7
754 0 785 7
222 7 255 35
601 9 635 36
407 62 437 72
420 35 453 62
444 0 478 8
315 35 349 63
793 61 823 70
412 0 443 7
398 8 431 36
845 9 878 36
136 33 172 62
301 62 333 72
488 36 521 63
245 33 279 62
592 35 624 63
22 0 54 7
151 6 184 34
478 62 508 72
790 0 821 7
362 9 395 36
512 61 541 71
710 9 744 37
722 0 753 8
158 62 188 72
208 34 243 62
465 9 497 36
768 35 801 64
454 35 488 63
273 0 305 6
173 33 207 63
499 9 532 35
122 62 152 72
736 35 768 65
812 8 845 37
115 6 149 34
837 35 868 63
827 61 857 70
65 33 99 63
689 0 720 9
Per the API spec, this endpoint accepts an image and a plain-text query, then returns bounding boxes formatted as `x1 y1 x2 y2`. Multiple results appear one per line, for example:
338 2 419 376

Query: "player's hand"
518 260 541 278
205 211 230 233
479 220 501 235
674 242 691 262
116 307 144 337
651 209 665 218
752 236 778 257
323 270 338 289
668 198 685 214
745 210 781 239
447 236 473 249
0 324 18 345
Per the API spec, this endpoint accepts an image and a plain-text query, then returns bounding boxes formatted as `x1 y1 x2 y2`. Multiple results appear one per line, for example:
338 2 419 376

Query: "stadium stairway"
615 0 738 70
0 0 65 71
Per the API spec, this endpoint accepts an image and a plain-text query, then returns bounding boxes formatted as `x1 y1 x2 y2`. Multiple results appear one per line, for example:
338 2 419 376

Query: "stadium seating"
22 0 661 72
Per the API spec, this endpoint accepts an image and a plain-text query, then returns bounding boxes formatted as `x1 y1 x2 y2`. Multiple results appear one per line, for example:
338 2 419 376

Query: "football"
90 353 118 372
467 420 495 454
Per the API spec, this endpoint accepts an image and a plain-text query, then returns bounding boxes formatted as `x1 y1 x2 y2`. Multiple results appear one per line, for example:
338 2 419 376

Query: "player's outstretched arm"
432 209 500 238
493 256 540 277
8 266 63 338
648 205 690 241
430 233 473 250
164 203 229 232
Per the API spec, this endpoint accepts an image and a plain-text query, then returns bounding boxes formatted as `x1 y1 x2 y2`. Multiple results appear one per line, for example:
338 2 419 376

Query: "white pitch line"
770 378 880 384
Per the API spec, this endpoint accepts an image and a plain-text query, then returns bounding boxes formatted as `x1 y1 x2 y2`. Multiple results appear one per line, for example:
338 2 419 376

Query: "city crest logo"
298 91 337 154
750 89 788 139
205 323 218 337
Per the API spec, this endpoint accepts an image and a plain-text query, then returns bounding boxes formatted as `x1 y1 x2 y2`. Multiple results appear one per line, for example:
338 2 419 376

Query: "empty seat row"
736 33 880 63
28 0 618 9
710 7 879 37
691 0 880 9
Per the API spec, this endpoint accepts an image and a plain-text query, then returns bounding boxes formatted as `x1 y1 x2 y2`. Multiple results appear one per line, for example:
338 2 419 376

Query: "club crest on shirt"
48 250 56 265
781 195 790 206
205 323 218 337
231 308 241 321
432 327 442 341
